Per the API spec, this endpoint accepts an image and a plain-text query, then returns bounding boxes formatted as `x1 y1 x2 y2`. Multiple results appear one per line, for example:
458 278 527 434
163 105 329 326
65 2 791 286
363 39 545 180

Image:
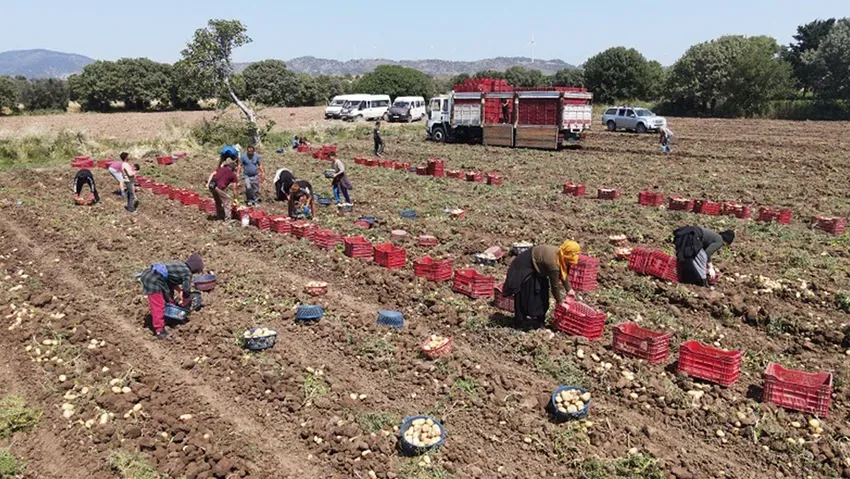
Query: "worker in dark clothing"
373 121 384 157
502 241 580 329
288 180 315 219
273 168 295 202
138 253 204 339
501 99 511 124
207 162 239 220
73 169 100 205
674 226 734 286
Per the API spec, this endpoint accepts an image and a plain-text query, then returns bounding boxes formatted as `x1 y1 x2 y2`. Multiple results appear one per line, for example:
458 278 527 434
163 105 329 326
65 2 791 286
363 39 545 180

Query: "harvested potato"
555 389 591 415
243 328 277 339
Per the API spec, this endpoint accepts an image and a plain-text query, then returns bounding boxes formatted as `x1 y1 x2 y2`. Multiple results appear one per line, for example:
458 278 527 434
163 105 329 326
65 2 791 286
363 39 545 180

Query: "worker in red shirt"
207 161 239 220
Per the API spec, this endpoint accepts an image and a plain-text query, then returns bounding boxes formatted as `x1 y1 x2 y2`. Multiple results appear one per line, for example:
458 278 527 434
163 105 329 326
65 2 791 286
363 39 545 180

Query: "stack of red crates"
597 188 621 200
568 255 599 292
492 282 515 312
427 158 445 177
694 200 722 216
763 363 832 416
291 221 316 239
668 196 695 212
627 248 652 274
465 171 483 183
677 341 742 387
517 98 559 126
452 269 495 299
344 236 372 259
645 250 679 282
483 98 513 124
552 300 606 340
72 156 94 168
486 173 503 186
250 211 271 231
313 229 341 250
563 183 586 196
373 243 406 269
812 215 846 235
757 207 792 224
271 216 291 234
722 202 752 219
454 78 511 93
638 191 665 206
413 256 453 282
612 323 672 364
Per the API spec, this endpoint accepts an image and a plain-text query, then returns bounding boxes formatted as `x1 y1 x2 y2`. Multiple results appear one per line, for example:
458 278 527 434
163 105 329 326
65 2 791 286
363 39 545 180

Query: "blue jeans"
661 144 670 153
333 185 351 204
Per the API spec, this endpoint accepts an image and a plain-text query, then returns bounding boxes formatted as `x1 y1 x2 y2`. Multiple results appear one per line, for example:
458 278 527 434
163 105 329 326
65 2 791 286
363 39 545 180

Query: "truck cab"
426 96 451 142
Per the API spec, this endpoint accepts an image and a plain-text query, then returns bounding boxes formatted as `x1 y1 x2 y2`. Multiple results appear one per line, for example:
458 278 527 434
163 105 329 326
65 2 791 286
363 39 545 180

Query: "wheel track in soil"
0 215 333 479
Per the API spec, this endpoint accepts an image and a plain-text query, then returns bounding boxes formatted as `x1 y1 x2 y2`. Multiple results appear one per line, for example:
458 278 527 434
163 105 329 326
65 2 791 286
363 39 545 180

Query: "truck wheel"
606 121 616 132
382 113 389 121
355 115 364 122
636 123 648 134
431 127 446 143
407 115 413 124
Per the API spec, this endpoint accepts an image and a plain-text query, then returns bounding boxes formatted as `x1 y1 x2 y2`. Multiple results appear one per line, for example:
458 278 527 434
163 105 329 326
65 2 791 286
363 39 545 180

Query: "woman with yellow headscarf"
502 240 580 328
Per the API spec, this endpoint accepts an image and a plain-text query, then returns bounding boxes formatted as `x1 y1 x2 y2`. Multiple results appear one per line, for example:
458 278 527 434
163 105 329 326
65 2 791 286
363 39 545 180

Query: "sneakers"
155 329 171 340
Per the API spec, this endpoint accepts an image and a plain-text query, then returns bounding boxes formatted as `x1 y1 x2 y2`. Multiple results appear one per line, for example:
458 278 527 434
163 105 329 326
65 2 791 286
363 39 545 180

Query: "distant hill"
237 56 577 77
0 49 94 78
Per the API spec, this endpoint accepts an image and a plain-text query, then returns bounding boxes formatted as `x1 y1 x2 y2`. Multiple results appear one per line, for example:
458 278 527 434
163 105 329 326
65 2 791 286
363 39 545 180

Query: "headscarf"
186 253 204 274
151 263 168 279
558 240 581 280
720 230 735 245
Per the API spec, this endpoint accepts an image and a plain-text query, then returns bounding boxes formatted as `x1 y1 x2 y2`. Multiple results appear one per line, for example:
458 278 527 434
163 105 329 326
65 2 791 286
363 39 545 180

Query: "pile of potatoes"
422 335 450 352
244 328 276 339
554 389 592 415
403 418 443 448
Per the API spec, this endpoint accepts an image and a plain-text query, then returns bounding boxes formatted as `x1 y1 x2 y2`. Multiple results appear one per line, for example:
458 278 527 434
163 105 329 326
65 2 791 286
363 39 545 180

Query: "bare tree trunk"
223 77 260 145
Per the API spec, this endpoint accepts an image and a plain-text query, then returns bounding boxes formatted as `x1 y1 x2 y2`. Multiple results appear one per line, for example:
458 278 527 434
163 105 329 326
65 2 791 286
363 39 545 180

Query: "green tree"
723 37 793 116
645 61 665 100
504 66 547 87
243 59 300 106
69 60 123 111
21 78 70 111
114 58 172 110
782 18 836 93
170 59 214 110
805 18 850 101
312 75 345 104
0 76 19 113
552 68 585 87
449 73 470 88
181 19 258 142
354 65 435 100
474 70 505 80
584 47 653 103
666 36 749 114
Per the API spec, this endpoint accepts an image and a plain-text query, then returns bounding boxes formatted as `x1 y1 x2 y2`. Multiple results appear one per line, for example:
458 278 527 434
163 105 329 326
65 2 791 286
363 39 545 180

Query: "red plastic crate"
568 255 599 292
183 192 200 206
722 202 752 219
646 250 679 282
452 269 495 299
597 188 621 200
415 166 429 176
354 157 365 165
417 235 439 247
374 243 407 269
677 341 742 387
96 159 111 169
492 282 515 312
694 200 722 216
168 188 181 200
562 183 586 197
446 170 463 179
365 158 379 167
612 323 672 364
380 160 393 168
344 236 373 259
291 221 317 239
627 248 652 274
552 300 606 340
156 155 174 166
465 171 483 183
668 196 695 212
249 211 271 230
756 207 792 224
427 158 445 177
313 229 341 250
486 173 503 186
296 145 310 153
271 216 291 234
413 256 453 282
812 215 846 235
638 191 665 206
763 363 832 417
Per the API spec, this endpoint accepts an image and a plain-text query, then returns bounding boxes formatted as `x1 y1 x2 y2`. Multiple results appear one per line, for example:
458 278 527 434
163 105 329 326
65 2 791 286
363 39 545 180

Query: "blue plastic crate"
357 216 377 225
243 329 278 351
296 305 324 321
399 209 417 220
164 304 189 322
317 197 333 206
399 416 446 456
377 310 404 328
550 386 591 420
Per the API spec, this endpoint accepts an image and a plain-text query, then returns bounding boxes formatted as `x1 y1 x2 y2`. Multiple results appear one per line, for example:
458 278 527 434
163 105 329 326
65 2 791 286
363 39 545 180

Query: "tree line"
1 17 848 118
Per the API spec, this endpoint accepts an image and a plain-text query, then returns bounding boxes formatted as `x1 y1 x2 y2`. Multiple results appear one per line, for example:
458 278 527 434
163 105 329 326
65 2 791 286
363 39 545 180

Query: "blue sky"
1 0 847 65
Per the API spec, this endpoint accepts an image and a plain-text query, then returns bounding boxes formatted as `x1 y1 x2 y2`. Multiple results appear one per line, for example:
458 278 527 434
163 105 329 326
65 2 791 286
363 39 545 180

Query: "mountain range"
0 49 576 79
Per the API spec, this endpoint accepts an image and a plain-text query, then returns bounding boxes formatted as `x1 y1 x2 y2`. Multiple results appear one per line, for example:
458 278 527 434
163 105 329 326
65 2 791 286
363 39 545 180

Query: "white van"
387 96 427 123
340 94 391 122
325 94 357 119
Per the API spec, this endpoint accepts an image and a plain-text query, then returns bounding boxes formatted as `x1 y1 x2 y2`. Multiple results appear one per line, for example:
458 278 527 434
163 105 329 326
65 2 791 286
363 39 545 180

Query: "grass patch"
533 347 588 388
107 451 162 479
835 291 850 313
302 372 329 403
0 396 41 438
0 449 22 478
357 336 397 358
355 412 397 433
451 378 479 397
575 453 664 479
398 459 452 479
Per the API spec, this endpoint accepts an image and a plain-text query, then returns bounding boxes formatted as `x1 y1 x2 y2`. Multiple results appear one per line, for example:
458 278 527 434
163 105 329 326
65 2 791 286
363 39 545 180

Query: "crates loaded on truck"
425 78 593 150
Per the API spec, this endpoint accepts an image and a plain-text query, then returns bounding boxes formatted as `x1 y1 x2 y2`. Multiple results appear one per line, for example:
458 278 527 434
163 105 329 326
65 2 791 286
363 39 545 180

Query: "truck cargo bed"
515 125 559 150
483 124 514 147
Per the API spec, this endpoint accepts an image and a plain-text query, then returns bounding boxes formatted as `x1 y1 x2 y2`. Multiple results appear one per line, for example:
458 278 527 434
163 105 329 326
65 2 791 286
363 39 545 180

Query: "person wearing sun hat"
502 240 580 329
138 253 205 339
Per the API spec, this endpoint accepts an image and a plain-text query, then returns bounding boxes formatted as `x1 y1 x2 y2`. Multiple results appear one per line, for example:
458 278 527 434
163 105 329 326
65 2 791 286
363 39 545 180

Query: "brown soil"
0 117 848 478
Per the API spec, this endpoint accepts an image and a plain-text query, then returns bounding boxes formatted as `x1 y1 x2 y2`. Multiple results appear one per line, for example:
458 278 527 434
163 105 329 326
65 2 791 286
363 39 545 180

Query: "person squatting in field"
138 253 204 339
373 121 384 157
73 168 100 205
674 226 734 286
207 161 239 220
237 146 264 206
660 126 674 153
502 241 580 329
288 180 315 219
273 167 295 202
